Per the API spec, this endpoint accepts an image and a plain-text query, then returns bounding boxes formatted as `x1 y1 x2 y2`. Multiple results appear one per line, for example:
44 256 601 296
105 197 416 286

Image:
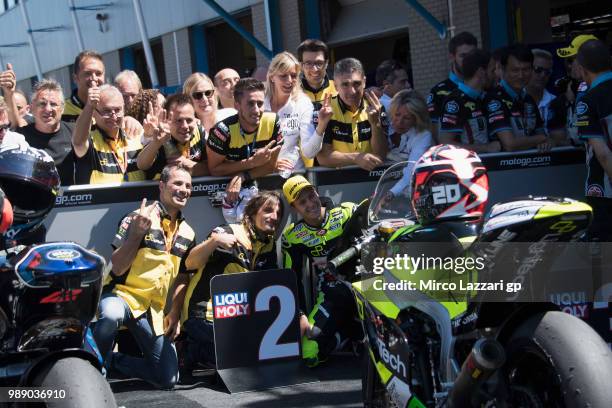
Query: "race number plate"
211 269 317 393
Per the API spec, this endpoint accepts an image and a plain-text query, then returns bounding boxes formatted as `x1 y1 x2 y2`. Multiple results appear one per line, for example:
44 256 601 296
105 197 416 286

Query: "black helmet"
0 144 59 240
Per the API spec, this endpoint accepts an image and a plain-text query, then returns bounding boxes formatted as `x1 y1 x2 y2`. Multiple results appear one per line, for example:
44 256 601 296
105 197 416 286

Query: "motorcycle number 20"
255 285 299 361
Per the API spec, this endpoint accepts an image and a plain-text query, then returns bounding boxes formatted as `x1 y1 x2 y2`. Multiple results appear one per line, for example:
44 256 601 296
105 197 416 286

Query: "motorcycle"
328 161 612 407
0 239 116 407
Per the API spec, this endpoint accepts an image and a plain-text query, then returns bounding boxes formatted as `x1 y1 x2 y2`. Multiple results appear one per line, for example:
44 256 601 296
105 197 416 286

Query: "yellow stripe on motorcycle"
533 201 592 220
353 277 400 319
375 359 393 384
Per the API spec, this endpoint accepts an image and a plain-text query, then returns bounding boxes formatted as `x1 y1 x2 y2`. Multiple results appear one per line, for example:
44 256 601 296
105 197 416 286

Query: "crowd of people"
0 31 610 390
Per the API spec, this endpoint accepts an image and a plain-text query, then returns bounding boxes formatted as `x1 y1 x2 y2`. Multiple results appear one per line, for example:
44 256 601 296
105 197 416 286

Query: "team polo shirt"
146 125 207 180
105 201 196 335
427 71 462 124
547 81 589 145
301 75 337 111
439 83 490 145
486 80 545 140
183 223 277 322
576 72 612 198
207 112 282 161
62 90 85 123
75 128 145 185
323 96 374 154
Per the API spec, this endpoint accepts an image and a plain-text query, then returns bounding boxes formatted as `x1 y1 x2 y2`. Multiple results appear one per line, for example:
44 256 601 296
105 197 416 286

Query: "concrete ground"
111 354 362 408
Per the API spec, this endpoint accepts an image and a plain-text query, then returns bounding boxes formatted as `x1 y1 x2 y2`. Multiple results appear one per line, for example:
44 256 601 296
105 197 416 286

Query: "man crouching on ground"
93 164 196 389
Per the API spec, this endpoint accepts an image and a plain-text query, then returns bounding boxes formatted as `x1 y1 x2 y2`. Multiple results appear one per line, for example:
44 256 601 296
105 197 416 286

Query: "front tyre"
32 357 117 408
503 311 612 408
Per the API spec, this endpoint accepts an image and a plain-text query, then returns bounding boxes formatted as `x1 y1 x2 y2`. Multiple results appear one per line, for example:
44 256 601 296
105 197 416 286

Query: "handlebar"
326 233 375 275
327 246 359 274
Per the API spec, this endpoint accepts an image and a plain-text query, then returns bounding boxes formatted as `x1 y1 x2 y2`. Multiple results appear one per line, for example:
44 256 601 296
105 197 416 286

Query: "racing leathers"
282 202 359 366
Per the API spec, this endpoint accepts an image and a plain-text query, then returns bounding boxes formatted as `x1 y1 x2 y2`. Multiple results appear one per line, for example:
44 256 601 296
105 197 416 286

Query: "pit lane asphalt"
110 354 362 408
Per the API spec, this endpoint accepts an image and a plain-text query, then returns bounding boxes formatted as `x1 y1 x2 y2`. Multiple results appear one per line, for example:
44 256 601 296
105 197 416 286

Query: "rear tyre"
503 311 612 407
32 357 117 408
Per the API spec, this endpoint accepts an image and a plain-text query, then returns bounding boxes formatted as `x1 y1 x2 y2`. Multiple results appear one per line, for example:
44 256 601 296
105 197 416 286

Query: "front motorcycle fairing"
353 286 417 408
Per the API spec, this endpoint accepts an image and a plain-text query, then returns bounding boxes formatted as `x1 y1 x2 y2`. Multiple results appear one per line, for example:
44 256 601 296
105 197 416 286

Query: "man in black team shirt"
427 31 478 142
2 77 75 185
439 49 500 153
575 39 612 241
486 44 550 152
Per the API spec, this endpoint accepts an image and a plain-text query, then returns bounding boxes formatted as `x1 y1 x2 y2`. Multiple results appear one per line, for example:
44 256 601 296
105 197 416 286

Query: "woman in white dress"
264 52 332 175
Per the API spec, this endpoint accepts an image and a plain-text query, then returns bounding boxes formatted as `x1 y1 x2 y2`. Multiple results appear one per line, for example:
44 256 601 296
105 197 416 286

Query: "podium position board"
210 268 317 393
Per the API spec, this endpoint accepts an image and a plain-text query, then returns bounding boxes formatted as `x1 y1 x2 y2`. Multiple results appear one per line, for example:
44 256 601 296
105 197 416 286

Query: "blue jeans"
183 318 216 368
93 294 178 389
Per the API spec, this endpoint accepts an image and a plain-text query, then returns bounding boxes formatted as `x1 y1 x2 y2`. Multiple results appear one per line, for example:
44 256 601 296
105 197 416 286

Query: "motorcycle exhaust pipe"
448 338 506 408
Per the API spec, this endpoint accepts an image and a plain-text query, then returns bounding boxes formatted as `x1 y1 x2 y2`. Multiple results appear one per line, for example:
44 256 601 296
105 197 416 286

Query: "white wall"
0 0 261 81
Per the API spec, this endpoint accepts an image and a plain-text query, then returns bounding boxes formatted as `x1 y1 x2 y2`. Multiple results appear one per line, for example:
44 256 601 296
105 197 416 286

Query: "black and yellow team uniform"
105 201 196 336
146 125 207 180
75 128 145 184
301 75 337 112
180 223 277 367
428 71 462 126
576 71 612 241
62 90 86 123
282 202 359 366
439 82 491 146
207 112 282 163
547 81 589 144
486 79 545 144
323 96 375 154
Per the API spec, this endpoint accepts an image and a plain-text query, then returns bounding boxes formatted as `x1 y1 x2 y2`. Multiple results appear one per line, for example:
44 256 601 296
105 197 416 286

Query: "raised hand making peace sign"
128 198 154 239
144 102 172 145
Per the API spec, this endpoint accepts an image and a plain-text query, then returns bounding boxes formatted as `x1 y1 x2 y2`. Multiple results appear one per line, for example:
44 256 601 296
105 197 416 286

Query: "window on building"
203 11 256 77
331 33 412 87
131 39 167 88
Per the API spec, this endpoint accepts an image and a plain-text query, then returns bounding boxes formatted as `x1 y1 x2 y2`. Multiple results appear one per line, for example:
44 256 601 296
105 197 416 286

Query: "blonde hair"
265 51 304 103
389 90 430 133
182 73 218 117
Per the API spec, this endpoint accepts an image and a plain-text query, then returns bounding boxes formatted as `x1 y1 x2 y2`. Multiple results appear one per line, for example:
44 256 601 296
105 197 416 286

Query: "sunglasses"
191 90 215 100
534 66 553 76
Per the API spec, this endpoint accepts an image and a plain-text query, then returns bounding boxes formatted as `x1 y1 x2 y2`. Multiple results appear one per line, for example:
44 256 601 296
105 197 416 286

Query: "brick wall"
406 0 482 95
162 28 193 86
279 0 301 55
251 2 269 68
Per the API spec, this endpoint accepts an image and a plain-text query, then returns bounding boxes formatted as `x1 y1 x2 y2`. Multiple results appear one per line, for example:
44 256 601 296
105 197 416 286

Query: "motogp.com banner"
359 242 611 303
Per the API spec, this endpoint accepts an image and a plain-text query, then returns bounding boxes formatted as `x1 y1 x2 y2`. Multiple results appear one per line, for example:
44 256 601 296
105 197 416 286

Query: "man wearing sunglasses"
548 34 598 145
72 84 145 184
526 49 555 132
